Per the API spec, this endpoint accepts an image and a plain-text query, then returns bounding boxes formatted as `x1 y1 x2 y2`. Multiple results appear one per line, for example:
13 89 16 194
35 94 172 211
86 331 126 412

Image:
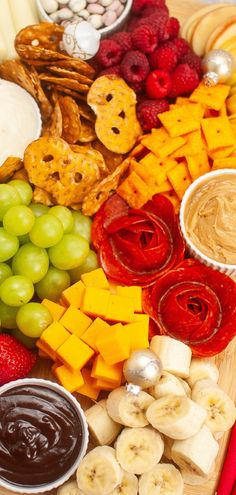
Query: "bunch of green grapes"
0 181 98 344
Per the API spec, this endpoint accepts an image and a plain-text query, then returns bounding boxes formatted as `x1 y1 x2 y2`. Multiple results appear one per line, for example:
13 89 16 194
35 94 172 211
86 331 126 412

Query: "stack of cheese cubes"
36 268 149 399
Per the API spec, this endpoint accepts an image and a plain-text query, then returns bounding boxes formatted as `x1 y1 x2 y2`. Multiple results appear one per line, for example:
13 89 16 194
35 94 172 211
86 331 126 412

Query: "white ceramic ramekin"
36 0 132 38
0 378 89 494
179 169 236 280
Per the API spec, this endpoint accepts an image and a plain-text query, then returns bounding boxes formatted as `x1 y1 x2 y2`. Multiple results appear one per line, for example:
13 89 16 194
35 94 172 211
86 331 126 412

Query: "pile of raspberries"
93 0 202 131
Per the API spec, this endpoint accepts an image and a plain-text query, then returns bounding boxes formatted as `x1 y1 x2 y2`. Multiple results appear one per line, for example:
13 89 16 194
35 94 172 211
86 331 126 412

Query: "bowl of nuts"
36 0 132 37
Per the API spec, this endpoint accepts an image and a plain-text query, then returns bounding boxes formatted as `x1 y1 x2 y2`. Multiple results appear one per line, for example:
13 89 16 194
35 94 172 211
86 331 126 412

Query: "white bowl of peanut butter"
180 169 236 279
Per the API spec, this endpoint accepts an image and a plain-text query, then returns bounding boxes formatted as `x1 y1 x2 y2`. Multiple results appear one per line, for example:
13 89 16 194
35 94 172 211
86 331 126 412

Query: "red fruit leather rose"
143 258 236 356
92 193 185 287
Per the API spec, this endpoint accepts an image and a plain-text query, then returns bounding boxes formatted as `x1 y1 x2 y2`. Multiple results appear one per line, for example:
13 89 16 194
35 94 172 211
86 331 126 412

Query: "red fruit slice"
91 193 185 287
143 258 236 356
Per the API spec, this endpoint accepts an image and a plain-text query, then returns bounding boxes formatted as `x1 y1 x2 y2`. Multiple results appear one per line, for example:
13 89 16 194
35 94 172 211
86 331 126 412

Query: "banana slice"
110 470 138 495
181 463 215 486
192 379 236 434
146 395 207 440
187 359 219 388
171 425 219 477
139 463 184 495
106 386 154 427
85 399 122 445
149 372 186 399
76 446 122 495
115 426 164 475
57 480 81 495
178 378 191 397
150 336 192 378
163 436 174 460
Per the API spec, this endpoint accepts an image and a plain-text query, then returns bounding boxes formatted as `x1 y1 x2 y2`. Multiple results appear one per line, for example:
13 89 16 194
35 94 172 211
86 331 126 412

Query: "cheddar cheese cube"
81 268 109 289
56 335 94 372
59 305 92 337
105 295 135 323
80 317 110 351
51 362 61 374
38 349 50 359
116 286 142 313
36 340 57 361
41 299 66 321
124 321 149 351
131 313 150 325
81 287 110 318
96 323 130 365
61 280 85 308
94 378 116 391
77 368 100 400
55 364 84 393
40 321 70 351
91 355 123 385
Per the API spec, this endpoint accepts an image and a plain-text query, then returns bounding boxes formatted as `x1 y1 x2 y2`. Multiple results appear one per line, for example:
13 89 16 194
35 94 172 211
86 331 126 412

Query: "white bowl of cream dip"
0 79 42 167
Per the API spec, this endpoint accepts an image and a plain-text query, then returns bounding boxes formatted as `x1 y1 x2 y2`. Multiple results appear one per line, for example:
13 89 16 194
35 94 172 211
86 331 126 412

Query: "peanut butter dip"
185 174 236 265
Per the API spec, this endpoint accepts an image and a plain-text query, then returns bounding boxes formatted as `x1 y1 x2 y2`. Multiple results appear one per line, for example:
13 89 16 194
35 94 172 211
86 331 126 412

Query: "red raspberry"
146 15 170 42
96 39 122 68
129 81 144 94
120 50 150 83
132 0 166 15
167 17 180 39
142 5 169 17
131 24 158 54
99 65 122 77
111 32 133 53
169 63 199 97
137 98 169 131
145 69 172 99
181 51 202 77
172 37 190 60
149 45 177 72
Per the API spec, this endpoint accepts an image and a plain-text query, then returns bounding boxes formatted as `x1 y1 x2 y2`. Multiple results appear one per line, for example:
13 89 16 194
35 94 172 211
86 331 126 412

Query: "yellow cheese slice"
0 0 17 59
9 0 39 32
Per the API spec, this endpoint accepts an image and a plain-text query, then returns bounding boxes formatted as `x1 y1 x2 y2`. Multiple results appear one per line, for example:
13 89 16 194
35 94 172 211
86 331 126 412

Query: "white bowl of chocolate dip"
180 169 236 280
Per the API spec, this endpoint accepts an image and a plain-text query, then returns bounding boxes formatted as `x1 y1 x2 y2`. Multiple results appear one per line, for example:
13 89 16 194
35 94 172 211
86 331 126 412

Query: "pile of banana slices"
57 336 236 495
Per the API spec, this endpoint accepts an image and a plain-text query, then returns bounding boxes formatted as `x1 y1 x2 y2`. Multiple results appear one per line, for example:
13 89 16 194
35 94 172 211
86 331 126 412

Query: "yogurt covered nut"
116 3 124 15
69 0 86 11
101 0 113 6
41 0 58 13
102 9 117 25
89 13 104 28
87 3 105 14
107 0 121 11
50 11 60 20
57 6 74 18
58 0 70 3
79 8 90 18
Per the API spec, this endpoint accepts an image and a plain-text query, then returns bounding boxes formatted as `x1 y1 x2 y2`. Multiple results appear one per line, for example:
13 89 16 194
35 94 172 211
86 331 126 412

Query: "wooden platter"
1 1 236 495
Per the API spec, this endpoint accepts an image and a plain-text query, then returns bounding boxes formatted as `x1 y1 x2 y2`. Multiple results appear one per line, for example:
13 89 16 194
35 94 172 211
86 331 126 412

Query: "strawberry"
0 333 36 385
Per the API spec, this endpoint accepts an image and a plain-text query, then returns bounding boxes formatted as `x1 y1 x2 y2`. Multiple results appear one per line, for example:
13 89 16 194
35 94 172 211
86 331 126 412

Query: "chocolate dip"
0 384 83 487
185 174 236 264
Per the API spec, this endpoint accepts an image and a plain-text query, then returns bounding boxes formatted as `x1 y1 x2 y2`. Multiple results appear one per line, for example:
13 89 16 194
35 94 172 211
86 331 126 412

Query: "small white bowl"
0 378 89 494
36 0 133 38
179 169 236 279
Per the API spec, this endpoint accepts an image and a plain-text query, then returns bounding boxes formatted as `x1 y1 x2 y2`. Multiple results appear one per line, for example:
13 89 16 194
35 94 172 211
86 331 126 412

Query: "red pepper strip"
143 259 236 356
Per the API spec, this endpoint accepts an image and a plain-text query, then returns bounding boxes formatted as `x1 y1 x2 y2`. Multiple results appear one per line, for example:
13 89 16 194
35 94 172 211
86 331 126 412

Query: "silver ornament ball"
62 20 101 60
123 349 162 390
202 49 235 86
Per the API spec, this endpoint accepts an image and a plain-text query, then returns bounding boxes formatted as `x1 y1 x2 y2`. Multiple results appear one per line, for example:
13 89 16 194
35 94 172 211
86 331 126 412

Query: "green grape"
29 214 64 248
12 243 49 284
69 250 99 283
0 228 19 262
29 203 50 217
0 184 21 220
0 301 18 329
49 206 74 234
18 233 30 245
3 205 35 236
0 262 12 284
16 302 53 338
71 211 92 242
12 328 37 348
35 266 70 302
0 275 34 307
9 180 33 205
48 234 89 270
